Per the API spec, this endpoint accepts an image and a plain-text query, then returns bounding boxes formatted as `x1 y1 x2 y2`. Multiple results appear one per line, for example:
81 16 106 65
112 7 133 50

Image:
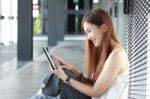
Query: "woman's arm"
68 64 81 78
71 67 91 84
51 55 86 79
53 51 127 97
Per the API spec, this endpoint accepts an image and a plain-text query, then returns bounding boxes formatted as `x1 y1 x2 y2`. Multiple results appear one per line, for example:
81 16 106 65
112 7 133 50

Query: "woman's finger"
52 67 67 81
51 55 60 60
51 55 68 65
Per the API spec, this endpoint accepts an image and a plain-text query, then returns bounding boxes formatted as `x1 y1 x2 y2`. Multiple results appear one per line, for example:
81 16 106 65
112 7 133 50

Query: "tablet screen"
43 46 56 70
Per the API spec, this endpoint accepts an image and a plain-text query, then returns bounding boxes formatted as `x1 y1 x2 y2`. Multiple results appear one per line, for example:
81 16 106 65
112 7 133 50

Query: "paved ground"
0 37 47 81
0 40 85 99
0 44 17 65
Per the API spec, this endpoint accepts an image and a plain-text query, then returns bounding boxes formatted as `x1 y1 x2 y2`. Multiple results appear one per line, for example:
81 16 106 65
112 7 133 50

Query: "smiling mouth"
91 39 96 44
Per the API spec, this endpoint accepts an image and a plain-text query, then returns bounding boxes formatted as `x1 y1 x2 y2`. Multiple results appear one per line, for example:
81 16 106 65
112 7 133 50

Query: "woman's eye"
87 30 91 33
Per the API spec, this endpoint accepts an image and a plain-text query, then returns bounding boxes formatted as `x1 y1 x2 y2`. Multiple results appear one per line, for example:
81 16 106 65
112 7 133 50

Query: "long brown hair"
82 8 121 83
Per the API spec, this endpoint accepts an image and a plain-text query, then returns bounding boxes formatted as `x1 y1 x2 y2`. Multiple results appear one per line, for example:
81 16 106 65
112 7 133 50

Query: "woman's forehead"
83 22 94 29
83 22 99 30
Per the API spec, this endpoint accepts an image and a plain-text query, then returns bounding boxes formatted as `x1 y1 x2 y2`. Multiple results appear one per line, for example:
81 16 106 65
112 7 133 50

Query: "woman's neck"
110 38 122 50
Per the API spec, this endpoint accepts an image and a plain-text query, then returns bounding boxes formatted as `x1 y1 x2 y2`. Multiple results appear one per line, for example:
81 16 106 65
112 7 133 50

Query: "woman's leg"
41 73 60 97
31 73 61 99
32 69 90 99
31 94 60 99
59 69 91 99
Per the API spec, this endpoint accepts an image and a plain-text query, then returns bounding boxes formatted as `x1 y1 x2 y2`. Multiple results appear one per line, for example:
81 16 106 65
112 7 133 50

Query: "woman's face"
83 21 106 47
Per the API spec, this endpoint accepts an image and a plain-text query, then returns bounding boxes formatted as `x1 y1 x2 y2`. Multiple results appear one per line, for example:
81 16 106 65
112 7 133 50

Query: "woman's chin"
94 42 101 47
94 43 98 47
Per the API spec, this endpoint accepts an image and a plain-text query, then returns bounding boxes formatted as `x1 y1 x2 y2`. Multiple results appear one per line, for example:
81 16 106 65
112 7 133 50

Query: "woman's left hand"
51 66 68 81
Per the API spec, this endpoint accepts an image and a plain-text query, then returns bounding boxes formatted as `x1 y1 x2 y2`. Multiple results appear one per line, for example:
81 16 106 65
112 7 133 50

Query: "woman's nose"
87 34 92 40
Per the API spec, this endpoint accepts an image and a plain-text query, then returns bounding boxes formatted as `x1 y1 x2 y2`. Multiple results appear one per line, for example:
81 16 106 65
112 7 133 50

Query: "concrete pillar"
0 0 2 45
84 0 90 10
47 0 58 46
17 0 33 61
57 0 65 41
40 0 47 34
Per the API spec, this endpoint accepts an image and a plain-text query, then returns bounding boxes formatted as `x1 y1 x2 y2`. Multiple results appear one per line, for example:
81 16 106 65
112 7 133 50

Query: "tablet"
43 46 56 70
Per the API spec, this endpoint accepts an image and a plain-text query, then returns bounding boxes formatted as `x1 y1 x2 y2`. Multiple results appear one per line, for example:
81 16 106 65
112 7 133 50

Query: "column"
57 0 65 41
17 0 33 61
47 0 58 46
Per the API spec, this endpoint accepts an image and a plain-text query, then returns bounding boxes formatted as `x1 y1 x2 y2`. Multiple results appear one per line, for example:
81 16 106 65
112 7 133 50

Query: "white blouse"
92 68 129 99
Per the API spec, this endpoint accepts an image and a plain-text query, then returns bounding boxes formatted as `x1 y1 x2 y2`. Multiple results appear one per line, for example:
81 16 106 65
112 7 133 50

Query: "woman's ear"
101 24 107 33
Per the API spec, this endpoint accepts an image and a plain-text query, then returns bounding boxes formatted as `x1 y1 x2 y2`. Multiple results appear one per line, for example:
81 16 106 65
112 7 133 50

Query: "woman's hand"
51 55 74 71
51 66 68 81
51 55 82 78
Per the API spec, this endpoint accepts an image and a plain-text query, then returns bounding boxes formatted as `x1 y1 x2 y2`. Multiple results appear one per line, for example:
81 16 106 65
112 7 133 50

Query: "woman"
32 8 129 99
52 8 129 99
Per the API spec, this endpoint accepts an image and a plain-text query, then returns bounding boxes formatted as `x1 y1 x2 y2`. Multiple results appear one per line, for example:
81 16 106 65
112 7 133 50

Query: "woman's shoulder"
109 47 127 60
111 47 128 60
110 48 129 74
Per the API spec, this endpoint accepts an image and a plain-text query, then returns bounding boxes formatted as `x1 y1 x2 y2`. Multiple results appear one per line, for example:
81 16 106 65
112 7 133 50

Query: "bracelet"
79 72 83 80
64 76 71 85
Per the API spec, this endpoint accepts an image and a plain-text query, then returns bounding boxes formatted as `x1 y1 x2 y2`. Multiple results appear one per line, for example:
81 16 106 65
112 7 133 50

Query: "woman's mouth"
91 39 96 44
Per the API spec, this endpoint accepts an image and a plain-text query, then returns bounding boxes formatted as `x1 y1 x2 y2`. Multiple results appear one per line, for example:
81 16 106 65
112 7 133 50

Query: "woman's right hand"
51 55 82 78
50 55 74 71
